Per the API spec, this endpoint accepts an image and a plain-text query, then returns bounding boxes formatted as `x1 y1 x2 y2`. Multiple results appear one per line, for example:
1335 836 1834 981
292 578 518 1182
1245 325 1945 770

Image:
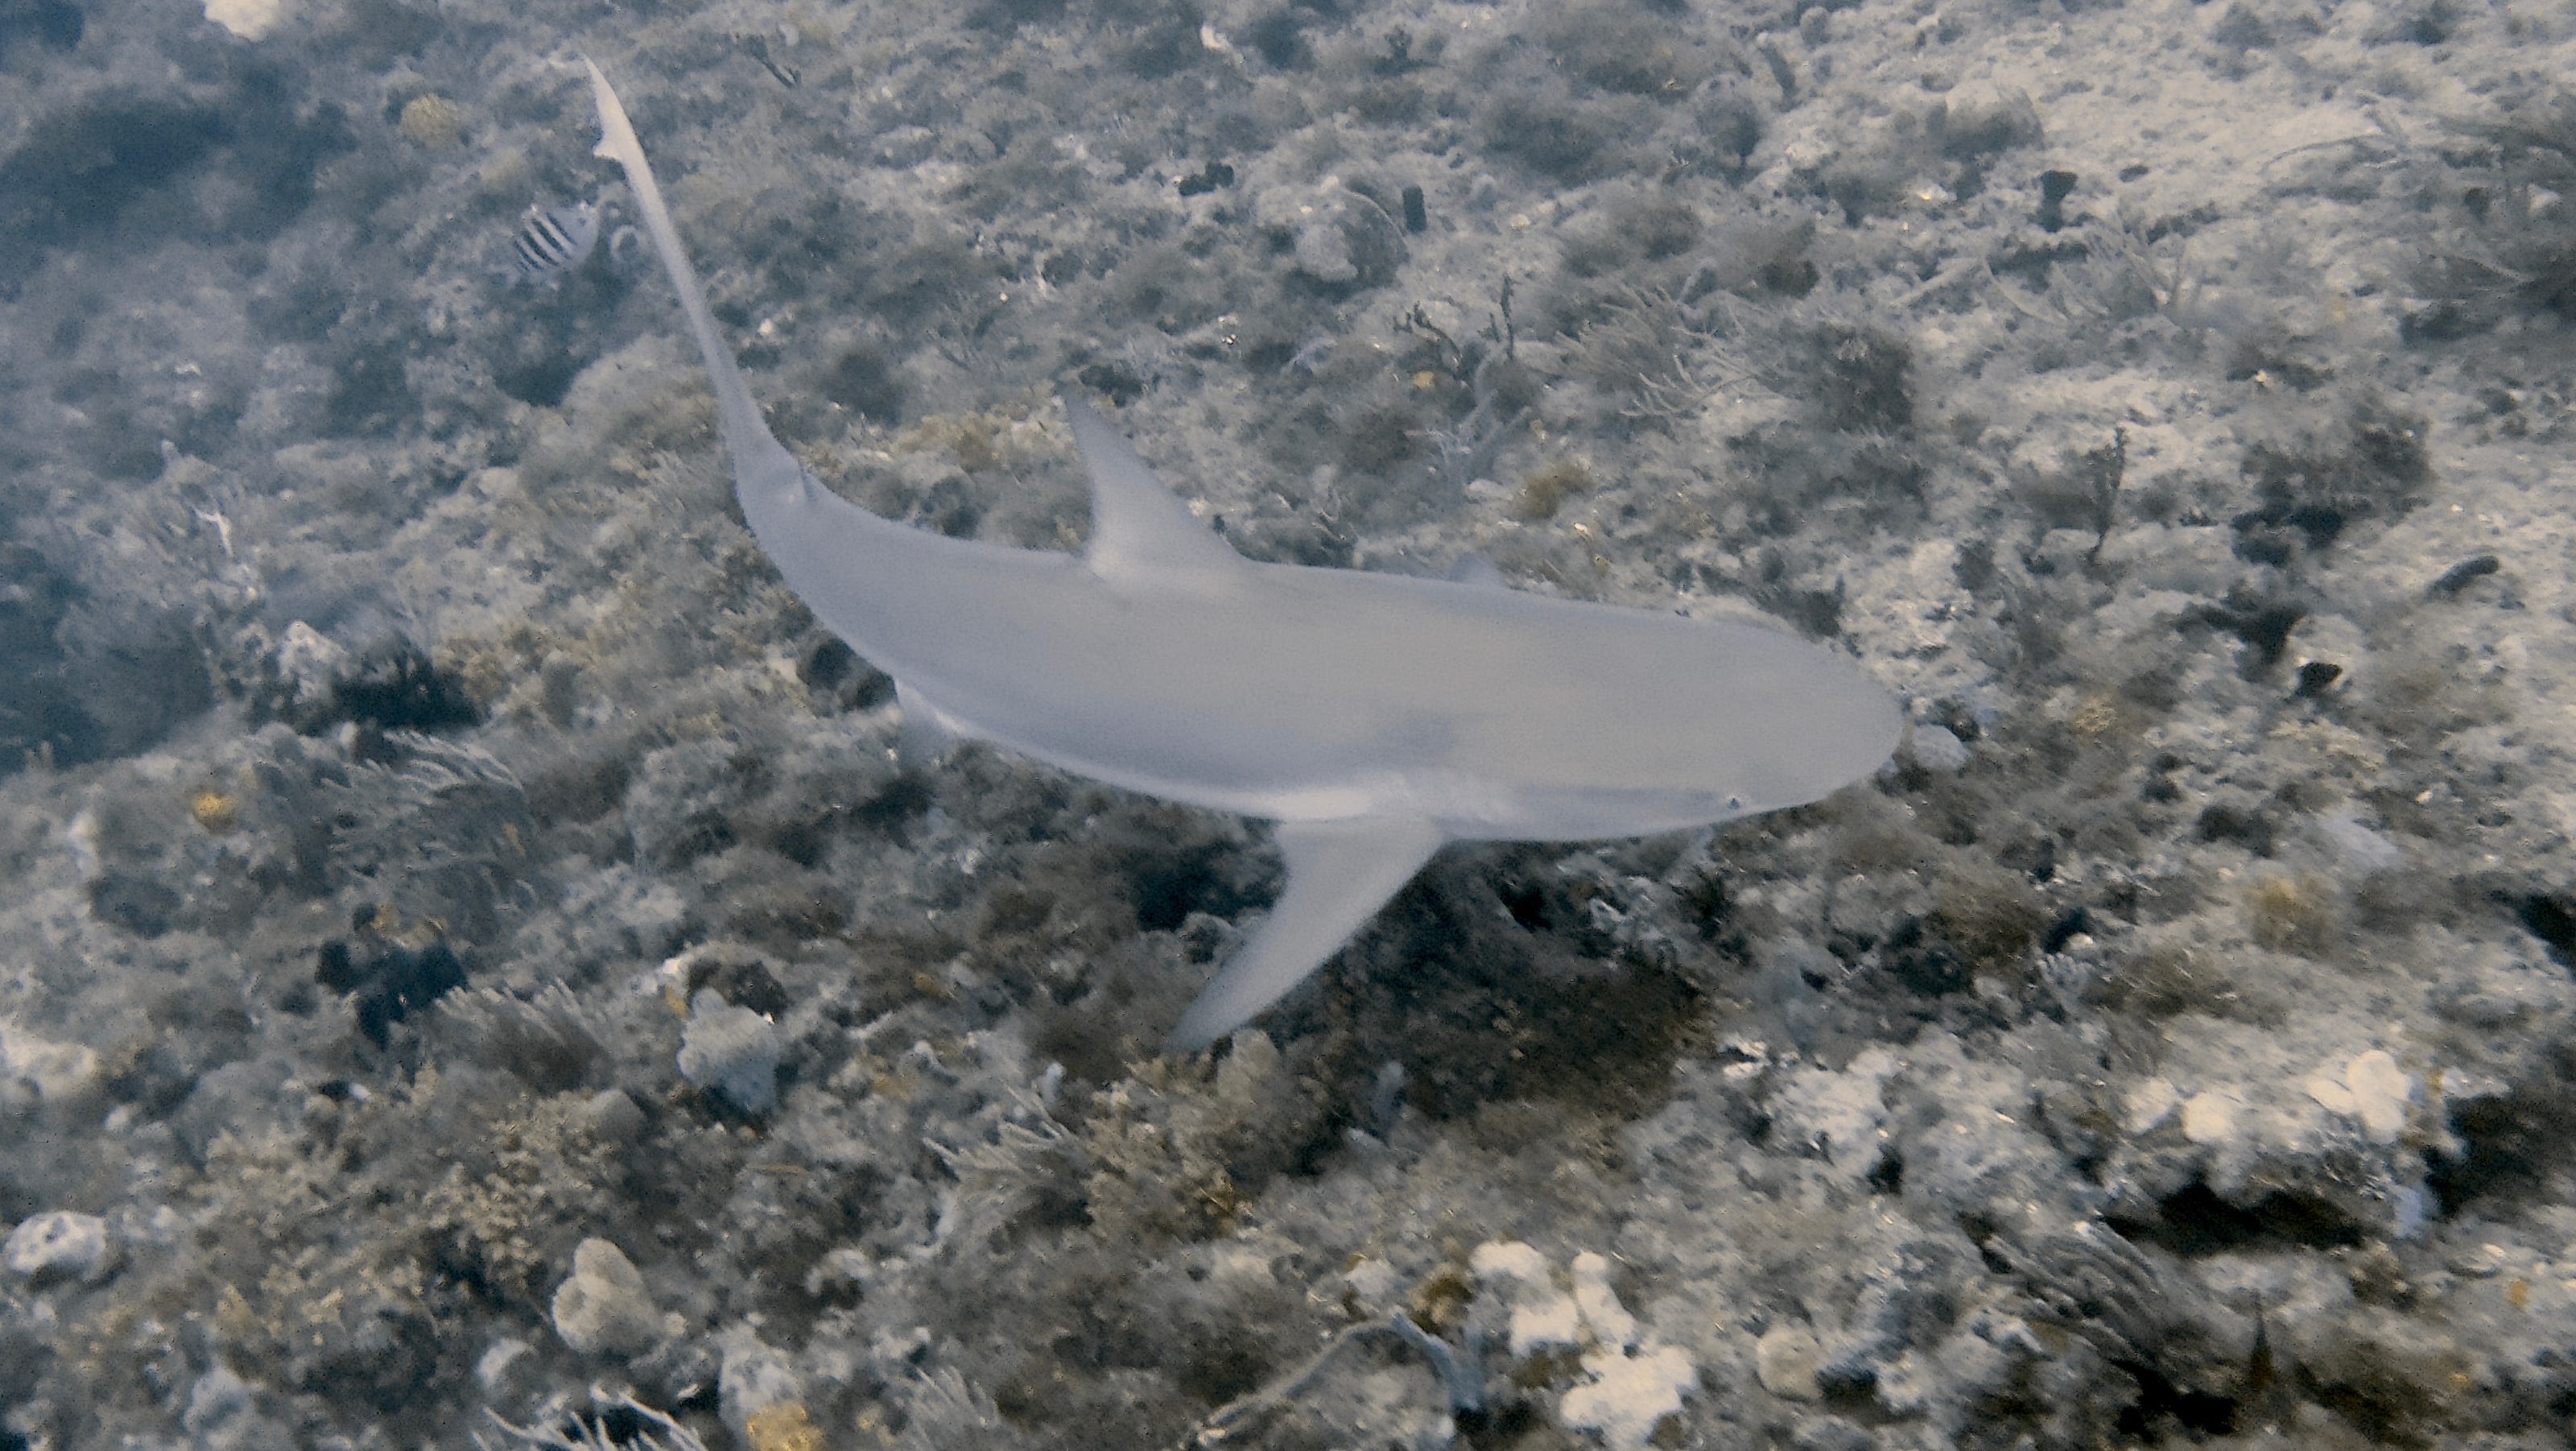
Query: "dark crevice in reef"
0 538 214 776
2107 1180 2364 1257
0 63 353 289
2427 1091 2569 1216
2512 891 2576 969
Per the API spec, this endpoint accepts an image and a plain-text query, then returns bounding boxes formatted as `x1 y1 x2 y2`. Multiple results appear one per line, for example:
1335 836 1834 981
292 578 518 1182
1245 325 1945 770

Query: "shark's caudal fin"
581 58 803 502
1165 818 1444 1053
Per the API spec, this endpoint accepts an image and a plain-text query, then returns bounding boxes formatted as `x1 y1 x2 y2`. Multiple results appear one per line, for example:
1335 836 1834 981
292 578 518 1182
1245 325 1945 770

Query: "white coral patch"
204 0 285 39
1470 1241 1582 1356
2181 1089 2241 1145
1770 1046 1900 1178
1472 1242 1699 1449
1561 1344 1697 1451
2305 1049 2412 1140
1568 1253 1637 1350
0 1019 99 1104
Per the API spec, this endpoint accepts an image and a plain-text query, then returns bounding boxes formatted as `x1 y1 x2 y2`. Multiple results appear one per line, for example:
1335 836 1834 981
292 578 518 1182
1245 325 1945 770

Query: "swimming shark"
580 60 1899 1052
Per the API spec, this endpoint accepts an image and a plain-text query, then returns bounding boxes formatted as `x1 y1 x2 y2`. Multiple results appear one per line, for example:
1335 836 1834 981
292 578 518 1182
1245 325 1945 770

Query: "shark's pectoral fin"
1060 393 1248 584
1165 817 1445 1053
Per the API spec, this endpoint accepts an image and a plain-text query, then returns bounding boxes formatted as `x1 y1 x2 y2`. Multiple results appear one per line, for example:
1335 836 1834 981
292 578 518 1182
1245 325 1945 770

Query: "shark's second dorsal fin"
1061 394 1246 584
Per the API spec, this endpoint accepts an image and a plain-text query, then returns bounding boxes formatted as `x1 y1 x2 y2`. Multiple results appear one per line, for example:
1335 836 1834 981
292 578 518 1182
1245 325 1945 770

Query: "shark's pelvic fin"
1165 817 1445 1053
1060 394 1246 584
891 679 959 771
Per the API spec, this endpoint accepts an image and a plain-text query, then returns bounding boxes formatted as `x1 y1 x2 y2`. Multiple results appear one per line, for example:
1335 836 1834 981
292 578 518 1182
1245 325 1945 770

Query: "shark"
580 60 1900 1052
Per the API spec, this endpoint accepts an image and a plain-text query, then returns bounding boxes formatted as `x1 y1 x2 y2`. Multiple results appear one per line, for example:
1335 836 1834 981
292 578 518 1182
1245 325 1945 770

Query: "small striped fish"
497 199 600 285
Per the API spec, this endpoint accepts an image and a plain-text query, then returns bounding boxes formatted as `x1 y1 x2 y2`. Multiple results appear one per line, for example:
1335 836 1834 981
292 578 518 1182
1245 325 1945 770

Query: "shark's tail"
580 58 803 498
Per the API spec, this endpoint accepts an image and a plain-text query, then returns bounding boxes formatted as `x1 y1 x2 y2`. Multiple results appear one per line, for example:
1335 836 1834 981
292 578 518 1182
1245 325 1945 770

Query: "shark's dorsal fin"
1164 817 1445 1053
1061 394 1246 583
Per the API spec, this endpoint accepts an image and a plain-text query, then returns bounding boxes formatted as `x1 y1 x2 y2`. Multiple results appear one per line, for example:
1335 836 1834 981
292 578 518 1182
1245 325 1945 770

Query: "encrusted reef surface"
5 0 2576 1445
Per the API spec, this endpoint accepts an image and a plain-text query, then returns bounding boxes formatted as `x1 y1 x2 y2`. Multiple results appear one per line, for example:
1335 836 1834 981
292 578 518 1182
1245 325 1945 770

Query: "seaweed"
319 917 470 1047
2015 427 2127 564
2413 89 2576 333
2230 395 2432 563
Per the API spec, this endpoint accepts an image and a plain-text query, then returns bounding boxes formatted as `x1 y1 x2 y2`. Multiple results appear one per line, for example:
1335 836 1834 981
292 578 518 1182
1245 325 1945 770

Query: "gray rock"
717 1325 804 1438
1905 723 1969 773
1756 1324 1825 1400
578 1087 646 1144
551 1238 664 1357
1277 185 1408 290
3 1210 110 1284
678 989 783 1115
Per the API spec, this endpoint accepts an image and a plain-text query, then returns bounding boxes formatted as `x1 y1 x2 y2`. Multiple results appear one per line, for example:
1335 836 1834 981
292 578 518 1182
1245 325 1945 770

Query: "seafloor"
4 0 2575 1445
